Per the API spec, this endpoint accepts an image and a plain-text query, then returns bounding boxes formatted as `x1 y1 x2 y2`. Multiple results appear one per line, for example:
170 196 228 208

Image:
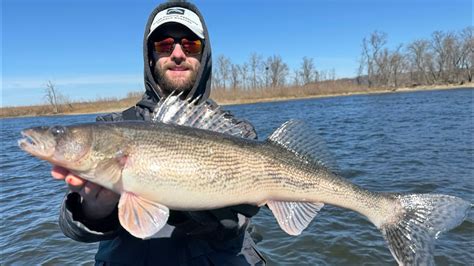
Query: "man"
52 1 265 265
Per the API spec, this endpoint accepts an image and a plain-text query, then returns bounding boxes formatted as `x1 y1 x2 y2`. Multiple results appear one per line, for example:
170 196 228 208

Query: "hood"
139 1 212 109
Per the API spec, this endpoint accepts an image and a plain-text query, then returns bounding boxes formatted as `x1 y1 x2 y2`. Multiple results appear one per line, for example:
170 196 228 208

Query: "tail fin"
379 194 470 265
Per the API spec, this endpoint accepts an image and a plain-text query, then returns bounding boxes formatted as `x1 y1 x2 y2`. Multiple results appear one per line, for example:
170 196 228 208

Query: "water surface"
1 88 473 265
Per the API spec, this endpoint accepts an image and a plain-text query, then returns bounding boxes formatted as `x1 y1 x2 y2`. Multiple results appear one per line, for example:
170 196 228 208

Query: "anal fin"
267 200 324 235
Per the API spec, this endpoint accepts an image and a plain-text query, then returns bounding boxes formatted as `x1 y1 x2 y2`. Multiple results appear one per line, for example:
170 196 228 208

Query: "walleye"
19 95 470 265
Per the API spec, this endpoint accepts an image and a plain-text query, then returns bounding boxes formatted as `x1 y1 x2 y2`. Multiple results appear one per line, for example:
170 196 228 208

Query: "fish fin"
267 200 324 235
152 92 244 137
118 191 169 239
267 120 338 173
378 194 470 265
94 153 127 184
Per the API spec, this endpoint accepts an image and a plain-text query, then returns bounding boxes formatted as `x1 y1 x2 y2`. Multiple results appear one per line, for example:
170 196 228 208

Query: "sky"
2 0 472 107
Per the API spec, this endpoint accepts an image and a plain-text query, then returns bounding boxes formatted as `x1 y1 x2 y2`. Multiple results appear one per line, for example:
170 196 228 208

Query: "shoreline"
2 84 473 119
215 83 473 106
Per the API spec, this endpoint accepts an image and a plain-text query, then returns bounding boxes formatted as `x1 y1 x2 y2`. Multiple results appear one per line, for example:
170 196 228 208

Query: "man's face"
150 24 202 94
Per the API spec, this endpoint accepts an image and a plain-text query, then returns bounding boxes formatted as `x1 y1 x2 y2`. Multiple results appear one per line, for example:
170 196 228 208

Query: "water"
1 88 473 265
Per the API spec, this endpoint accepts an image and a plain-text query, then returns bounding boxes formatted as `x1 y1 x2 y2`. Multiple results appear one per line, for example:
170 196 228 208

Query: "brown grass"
0 96 141 118
1 81 472 118
211 81 474 105
211 80 366 104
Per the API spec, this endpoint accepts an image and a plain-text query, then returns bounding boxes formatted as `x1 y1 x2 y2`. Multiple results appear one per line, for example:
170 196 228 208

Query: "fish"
18 94 471 265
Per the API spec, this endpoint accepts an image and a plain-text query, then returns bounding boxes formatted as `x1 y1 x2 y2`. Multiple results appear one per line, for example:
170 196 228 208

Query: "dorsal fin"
267 120 338 173
152 92 243 137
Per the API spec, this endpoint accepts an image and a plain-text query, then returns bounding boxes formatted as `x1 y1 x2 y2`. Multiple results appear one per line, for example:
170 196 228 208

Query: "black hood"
138 1 212 110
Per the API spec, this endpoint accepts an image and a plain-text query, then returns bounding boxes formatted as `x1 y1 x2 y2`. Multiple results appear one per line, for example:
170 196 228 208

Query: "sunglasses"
153 37 203 56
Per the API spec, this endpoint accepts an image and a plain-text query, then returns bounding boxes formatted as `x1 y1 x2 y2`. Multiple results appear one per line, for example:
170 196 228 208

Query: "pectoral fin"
267 200 324 235
118 192 169 239
95 151 128 184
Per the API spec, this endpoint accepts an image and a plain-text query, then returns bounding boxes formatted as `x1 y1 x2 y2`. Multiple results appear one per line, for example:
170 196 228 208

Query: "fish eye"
50 126 66 137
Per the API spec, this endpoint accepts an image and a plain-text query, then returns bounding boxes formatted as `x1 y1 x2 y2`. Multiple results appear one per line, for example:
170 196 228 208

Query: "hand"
51 166 120 220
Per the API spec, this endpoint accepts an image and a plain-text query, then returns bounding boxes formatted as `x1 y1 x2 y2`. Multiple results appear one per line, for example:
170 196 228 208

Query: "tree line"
211 27 472 92
358 27 473 88
211 54 337 91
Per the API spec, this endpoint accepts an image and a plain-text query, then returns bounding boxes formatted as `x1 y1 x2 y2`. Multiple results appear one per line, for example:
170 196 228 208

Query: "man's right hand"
52 166 120 220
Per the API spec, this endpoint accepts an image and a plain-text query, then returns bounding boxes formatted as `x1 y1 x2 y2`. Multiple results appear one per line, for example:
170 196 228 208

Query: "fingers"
63 174 86 193
51 166 69 180
51 166 86 191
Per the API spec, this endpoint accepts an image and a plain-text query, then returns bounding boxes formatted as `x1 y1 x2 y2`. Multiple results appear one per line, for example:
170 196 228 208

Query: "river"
1 88 473 265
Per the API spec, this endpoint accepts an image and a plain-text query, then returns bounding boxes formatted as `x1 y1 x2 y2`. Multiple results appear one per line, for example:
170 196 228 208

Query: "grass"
1 81 472 118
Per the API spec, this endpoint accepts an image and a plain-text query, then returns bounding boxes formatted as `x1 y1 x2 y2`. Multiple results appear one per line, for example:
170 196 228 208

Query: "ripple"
2 89 473 265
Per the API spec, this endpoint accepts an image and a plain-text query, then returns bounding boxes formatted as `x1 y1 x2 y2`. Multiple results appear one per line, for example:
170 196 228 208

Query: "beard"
154 61 199 93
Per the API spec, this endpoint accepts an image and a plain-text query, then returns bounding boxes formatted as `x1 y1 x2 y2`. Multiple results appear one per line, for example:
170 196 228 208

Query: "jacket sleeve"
59 192 121 242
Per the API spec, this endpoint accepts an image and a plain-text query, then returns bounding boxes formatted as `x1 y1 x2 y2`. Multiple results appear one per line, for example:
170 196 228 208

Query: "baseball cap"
148 7 205 39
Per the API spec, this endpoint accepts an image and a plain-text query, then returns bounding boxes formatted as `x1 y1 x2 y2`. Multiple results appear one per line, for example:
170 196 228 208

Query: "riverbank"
1 83 472 118
213 83 474 106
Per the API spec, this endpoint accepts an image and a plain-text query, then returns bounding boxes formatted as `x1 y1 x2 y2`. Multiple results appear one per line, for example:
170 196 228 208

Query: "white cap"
148 7 205 39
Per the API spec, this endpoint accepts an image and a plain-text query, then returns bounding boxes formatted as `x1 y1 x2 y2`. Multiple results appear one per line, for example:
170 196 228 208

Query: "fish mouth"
18 128 56 159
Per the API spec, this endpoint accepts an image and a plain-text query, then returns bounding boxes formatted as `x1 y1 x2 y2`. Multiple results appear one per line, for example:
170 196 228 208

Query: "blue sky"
2 0 472 107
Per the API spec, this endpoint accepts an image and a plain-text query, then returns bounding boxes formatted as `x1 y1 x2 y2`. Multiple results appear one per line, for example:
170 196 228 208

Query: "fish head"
19 125 94 170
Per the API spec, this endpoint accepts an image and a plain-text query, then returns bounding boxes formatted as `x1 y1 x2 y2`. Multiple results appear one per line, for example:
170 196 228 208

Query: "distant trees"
211 53 335 92
266 55 289 87
44 80 60 113
210 27 471 93
299 56 317 85
358 27 473 88
44 80 71 113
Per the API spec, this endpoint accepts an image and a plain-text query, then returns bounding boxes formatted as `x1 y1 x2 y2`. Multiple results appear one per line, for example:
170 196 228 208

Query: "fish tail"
378 194 470 265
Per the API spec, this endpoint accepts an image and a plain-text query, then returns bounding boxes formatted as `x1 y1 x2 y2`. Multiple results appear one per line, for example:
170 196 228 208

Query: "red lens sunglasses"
153 37 203 56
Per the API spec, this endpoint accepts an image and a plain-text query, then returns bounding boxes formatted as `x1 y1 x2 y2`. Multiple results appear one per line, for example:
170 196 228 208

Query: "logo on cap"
167 8 185 15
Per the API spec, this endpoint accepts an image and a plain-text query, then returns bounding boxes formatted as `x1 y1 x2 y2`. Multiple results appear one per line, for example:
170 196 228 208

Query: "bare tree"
360 39 372 86
430 31 452 83
437 31 460 83
407 39 434 85
292 69 301 86
318 69 327 81
300 56 316 85
230 63 241 90
215 55 231 89
377 48 391 86
239 63 249 90
459 27 474 82
248 53 263 89
328 68 336 81
266 54 289 87
360 31 388 87
388 45 406 87
44 80 60 113
372 32 389 86
313 69 320 83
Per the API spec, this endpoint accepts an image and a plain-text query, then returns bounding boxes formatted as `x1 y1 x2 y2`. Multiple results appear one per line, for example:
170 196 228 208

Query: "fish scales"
100 122 394 220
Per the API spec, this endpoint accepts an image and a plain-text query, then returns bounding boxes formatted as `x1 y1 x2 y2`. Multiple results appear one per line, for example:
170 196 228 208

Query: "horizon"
3 0 472 107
